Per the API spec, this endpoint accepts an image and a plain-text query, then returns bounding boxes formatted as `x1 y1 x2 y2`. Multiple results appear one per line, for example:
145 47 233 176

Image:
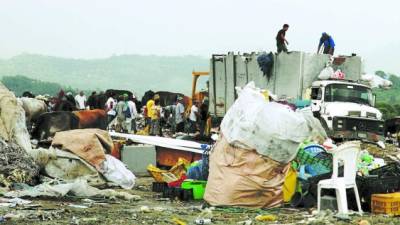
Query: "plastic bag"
101 155 136 189
220 82 327 163
318 66 334 80
332 69 345 79
361 73 392 89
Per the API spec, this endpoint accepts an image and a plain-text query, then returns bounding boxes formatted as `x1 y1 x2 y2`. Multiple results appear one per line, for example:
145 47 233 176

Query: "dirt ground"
0 177 398 225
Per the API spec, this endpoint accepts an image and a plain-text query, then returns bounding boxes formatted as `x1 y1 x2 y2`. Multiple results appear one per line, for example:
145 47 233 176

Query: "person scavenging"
149 94 162 136
318 32 335 55
276 24 289 53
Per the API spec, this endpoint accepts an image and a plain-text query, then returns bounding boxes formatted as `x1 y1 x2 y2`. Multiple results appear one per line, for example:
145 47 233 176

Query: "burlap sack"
204 136 289 208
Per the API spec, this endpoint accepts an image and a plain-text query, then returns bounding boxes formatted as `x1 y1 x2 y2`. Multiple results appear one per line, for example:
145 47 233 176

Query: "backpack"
123 103 131 118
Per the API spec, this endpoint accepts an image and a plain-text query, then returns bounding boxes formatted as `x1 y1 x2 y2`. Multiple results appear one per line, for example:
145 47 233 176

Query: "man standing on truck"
276 24 289 53
318 32 335 55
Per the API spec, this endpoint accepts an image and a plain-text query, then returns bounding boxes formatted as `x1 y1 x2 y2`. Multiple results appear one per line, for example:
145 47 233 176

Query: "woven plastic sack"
221 82 327 163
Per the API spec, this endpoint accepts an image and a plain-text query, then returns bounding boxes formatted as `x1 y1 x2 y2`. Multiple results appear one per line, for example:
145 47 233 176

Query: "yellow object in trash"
172 217 187 225
136 126 150 135
255 214 277 222
147 158 190 183
261 90 270 102
283 167 297 202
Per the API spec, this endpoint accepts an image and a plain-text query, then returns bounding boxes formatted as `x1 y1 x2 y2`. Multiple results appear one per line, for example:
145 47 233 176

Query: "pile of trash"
0 83 138 206
0 139 39 187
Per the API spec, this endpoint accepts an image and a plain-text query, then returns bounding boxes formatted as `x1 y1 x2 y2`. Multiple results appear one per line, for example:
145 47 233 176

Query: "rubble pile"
0 139 39 187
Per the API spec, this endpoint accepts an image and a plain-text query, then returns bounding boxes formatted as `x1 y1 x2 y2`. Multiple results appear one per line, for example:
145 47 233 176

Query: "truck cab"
310 80 384 141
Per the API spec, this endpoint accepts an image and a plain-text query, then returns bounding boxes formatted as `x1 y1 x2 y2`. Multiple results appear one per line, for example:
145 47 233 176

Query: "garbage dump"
0 69 400 224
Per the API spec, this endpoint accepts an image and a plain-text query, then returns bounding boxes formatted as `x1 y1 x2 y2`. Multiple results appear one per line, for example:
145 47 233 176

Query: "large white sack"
220 82 326 163
100 155 136 189
361 73 392 89
318 66 334 80
0 83 32 154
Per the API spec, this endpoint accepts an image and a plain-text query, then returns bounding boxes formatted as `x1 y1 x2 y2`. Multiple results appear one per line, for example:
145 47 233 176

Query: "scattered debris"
4 179 141 201
68 204 89 209
255 214 277 222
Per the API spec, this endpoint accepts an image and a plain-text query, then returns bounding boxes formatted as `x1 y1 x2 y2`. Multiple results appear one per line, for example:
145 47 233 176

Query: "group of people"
144 93 209 137
105 93 138 133
276 24 336 55
50 90 109 112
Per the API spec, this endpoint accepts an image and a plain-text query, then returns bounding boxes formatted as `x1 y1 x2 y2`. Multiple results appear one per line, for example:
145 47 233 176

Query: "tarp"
109 131 205 154
204 136 289 208
51 129 113 170
41 147 106 187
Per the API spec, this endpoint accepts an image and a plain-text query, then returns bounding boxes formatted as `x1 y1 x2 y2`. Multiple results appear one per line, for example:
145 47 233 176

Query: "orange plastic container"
371 192 400 216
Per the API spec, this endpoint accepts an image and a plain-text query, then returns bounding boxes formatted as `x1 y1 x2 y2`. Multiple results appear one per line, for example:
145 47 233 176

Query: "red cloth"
167 174 187 188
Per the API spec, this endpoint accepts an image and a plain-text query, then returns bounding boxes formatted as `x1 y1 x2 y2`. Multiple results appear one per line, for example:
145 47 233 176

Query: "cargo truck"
208 52 384 142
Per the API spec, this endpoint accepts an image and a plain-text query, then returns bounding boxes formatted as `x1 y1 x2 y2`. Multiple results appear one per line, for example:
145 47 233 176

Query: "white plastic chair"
317 141 363 215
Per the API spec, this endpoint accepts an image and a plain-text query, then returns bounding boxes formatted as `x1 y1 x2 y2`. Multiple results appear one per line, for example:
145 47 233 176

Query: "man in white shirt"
188 101 199 133
105 94 117 126
74 91 87 110
175 96 185 133
127 95 138 133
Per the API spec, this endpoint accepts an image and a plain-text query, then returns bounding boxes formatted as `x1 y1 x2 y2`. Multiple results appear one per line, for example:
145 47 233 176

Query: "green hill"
373 71 400 119
0 54 209 97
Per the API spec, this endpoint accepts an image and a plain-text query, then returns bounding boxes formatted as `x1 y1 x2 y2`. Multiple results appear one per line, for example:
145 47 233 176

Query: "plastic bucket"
181 180 207 200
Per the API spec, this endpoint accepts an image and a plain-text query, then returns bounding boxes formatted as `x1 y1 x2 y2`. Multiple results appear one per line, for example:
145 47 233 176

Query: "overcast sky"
0 0 399 74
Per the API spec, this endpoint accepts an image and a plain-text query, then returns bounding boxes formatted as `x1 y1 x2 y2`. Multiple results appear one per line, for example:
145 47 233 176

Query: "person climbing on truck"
318 32 335 55
276 24 289 53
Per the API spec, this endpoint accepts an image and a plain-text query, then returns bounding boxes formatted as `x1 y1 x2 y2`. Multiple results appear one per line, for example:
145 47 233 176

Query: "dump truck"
208 51 384 142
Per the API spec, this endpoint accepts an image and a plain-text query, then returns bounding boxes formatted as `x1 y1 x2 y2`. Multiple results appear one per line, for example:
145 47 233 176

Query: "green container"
181 180 207 200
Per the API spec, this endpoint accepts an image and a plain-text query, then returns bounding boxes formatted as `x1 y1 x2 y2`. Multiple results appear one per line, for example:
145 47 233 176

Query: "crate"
369 163 400 177
152 182 168 193
372 193 400 216
357 175 400 211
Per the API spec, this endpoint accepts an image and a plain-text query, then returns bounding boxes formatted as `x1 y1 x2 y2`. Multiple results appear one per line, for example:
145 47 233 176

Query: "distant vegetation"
373 71 400 120
2 75 65 96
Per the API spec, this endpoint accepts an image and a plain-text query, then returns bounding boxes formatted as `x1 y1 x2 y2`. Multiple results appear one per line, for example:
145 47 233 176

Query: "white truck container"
209 51 384 141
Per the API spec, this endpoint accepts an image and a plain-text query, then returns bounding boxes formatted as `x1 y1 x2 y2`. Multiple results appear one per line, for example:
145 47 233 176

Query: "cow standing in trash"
32 109 107 141
18 97 48 132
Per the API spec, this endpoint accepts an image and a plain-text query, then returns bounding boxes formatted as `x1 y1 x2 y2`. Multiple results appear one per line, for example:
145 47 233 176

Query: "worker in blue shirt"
318 32 335 55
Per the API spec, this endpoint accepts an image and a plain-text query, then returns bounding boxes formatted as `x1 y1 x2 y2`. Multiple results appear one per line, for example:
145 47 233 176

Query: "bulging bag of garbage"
318 66 334 80
220 82 326 164
101 155 136 189
361 73 392 89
